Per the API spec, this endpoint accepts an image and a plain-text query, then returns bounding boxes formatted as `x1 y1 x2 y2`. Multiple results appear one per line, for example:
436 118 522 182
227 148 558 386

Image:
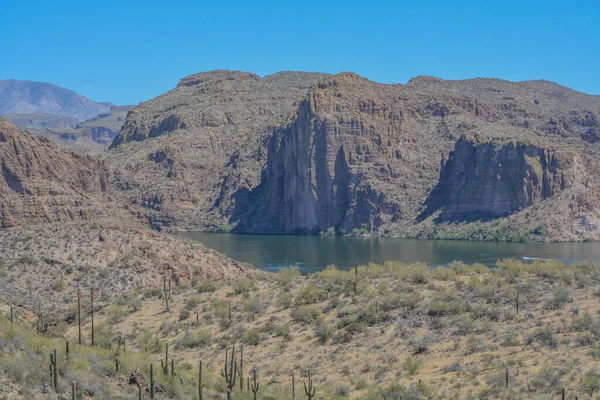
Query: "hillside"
2 259 600 399
108 71 600 241
0 117 250 321
0 79 112 121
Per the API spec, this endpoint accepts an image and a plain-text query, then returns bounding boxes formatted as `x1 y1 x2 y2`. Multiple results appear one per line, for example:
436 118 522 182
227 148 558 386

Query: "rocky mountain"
108 71 600 242
0 79 112 121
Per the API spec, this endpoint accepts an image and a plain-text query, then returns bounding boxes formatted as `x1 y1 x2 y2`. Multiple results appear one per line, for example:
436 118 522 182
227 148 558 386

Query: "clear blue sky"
2 0 598 105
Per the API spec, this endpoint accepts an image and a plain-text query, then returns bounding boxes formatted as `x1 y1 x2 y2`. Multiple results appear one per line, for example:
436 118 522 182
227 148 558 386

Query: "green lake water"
173 232 600 273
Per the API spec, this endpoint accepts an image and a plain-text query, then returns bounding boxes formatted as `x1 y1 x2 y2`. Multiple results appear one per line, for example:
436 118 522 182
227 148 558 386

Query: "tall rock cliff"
106 70 327 229
423 136 587 221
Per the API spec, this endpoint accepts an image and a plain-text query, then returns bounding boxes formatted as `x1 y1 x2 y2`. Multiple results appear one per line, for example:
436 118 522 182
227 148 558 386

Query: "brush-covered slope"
108 71 600 241
107 70 328 229
0 79 112 121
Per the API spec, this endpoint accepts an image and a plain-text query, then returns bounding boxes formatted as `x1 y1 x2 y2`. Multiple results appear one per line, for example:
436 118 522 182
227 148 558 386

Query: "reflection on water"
173 232 600 273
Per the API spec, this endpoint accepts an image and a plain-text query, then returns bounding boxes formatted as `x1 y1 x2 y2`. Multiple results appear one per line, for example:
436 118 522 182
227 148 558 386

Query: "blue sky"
1 0 598 105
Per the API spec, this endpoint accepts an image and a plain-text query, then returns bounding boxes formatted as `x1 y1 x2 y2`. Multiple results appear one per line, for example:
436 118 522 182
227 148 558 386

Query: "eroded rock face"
0 118 111 227
423 137 586 221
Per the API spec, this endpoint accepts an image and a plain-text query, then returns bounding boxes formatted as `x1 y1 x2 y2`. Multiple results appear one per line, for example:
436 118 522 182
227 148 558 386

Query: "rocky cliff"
423 136 588 221
107 70 327 229
0 117 112 227
107 71 600 241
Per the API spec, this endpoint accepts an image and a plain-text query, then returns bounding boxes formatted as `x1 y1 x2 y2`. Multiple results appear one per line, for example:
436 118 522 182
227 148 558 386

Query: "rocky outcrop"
423 136 587 221
0 118 111 227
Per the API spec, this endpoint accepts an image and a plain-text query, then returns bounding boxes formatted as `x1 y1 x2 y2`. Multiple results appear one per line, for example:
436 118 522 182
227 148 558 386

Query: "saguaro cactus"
221 346 238 400
72 381 76 400
163 270 172 312
251 370 260 400
292 371 296 400
77 288 82 345
304 370 315 400
50 348 58 390
90 287 95 346
161 343 170 374
238 344 244 391
66 340 70 361
199 360 204 400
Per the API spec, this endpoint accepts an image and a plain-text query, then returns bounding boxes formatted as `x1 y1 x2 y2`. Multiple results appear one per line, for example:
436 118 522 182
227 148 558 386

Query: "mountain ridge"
0 79 113 121
105 70 600 241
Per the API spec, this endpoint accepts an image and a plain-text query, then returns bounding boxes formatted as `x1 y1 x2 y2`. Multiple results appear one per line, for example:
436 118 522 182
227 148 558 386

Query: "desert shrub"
526 325 558 348
179 309 190 321
295 282 326 305
403 357 421 375
242 295 264 315
543 286 570 310
571 312 593 331
136 330 161 353
427 298 468 317
197 279 218 293
272 324 291 340
105 305 127 324
362 383 407 400
408 335 436 355
276 291 293 309
273 266 301 289
465 335 487 354
291 306 322 324
582 369 600 396
530 366 561 392
177 329 212 349
315 322 331 344
393 319 413 339
184 295 201 310
232 279 252 294
243 328 261 345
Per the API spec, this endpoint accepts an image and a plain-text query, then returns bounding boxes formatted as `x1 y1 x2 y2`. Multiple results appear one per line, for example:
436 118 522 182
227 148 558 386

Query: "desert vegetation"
2 259 600 398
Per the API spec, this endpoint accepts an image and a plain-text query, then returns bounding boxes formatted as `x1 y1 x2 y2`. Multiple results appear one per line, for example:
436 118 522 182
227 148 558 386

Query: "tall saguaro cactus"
221 346 238 400
304 370 315 400
238 344 244 392
163 269 172 312
90 287 95 346
199 360 204 400
251 369 260 400
50 348 58 390
77 288 82 345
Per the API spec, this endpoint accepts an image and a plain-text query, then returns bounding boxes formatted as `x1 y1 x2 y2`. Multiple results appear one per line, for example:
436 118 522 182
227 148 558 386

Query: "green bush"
197 279 218 293
244 328 261 345
403 357 421 375
177 329 212 349
291 306 322 324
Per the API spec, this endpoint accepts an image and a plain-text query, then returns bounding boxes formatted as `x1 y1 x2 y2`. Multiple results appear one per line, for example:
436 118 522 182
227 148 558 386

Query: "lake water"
174 232 600 274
